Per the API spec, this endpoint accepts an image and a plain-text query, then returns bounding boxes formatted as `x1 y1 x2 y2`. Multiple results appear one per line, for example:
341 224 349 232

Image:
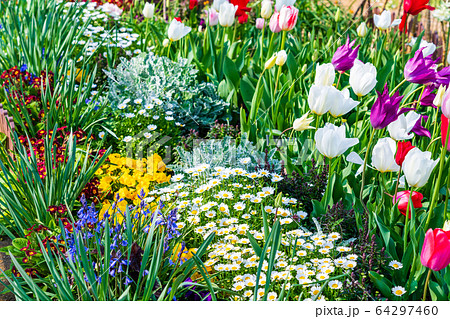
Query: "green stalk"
403 187 413 252
360 129 376 202
425 122 450 230
422 268 432 301
260 24 265 69
274 31 287 94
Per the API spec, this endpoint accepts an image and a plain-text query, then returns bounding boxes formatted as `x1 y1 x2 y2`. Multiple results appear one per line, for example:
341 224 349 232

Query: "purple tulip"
420 84 438 107
411 115 431 138
436 66 450 86
370 84 413 129
331 37 360 72
404 47 438 84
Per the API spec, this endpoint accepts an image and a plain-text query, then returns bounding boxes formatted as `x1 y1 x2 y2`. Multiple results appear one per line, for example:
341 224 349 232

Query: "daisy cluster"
63 1 143 58
146 163 359 301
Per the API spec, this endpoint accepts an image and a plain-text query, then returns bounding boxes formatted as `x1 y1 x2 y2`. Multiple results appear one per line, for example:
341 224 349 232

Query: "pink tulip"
207 8 219 26
256 18 265 30
278 5 298 31
269 12 281 33
420 228 450 271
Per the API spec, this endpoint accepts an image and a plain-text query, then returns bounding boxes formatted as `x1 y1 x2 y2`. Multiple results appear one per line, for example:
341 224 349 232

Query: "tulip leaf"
223 56 240 87
429 281 447 301
240 75 256 109
246 231 262 258
368 271 393 299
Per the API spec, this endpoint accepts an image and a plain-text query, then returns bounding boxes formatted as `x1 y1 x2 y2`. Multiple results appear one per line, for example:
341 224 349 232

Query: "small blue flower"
20 64 27 72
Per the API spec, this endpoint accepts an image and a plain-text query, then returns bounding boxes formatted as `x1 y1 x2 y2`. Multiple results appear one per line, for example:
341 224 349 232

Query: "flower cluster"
96 153 171 210
143 162 359 300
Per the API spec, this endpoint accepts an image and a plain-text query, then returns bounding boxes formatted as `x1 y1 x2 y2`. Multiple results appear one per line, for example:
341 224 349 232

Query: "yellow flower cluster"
95 153 171 205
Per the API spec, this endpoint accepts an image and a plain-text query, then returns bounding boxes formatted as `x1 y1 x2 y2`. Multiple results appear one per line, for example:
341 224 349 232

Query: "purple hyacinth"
404 48 438 84
370 84 413 129
331 37 360 72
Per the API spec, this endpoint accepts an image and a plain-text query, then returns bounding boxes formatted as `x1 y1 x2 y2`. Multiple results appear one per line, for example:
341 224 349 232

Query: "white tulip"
167 19 191 41
162 38 170 47
293 112 314 131
212 0 229 12
314 63 335 86
372 137 400 173
275 50 287 66
219 2 238 27
349 60 377 97
275 0 296 11
143 3 155 19
387 112 421 141
261 0 273 19
433 85 446 107
373 10 392 30
357 22 368 37
402 148 439 188
308 85 340 115
314 123 359 159
329 88 359 118
407 37 436 57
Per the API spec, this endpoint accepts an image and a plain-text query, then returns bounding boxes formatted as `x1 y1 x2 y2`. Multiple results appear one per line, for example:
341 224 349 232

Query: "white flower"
392 286 406 296
407 37 436 57
402 148 439 188
219 2 238 27
373 10 400 30
261 0 273 19
314 63 335 86
357 22 368 37
349 60 377 97
314 123 359 159
389 260 403 270
98 131 105 139
212 0 229 12
123 136 132 142
372 137 400 173
168 19 191 41
275 50 287 66
147 124 157 131
387 112 421 141
308 85 341 115
142 3 155 19
328 88 359 118
328 280 343 289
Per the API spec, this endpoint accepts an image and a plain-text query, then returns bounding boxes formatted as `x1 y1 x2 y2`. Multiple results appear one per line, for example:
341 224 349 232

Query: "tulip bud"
433 85 446 108
163 38 170 47
312 50 319 62
326 36 334 49
357 22 368 37
421 228 450 271
265 54 277 69
393 191 423 218
279 6 299 31
261 0 273 19
256 18 265 30
207 8 219 26
301 64 307 74
269 12 281 33
143 3 155 19
275 50 287 66
447 51 450 65
274 192 283 208
335 8 340 22
219 2 238 27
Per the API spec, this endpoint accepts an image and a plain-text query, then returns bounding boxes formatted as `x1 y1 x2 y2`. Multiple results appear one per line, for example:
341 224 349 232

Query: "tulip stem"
403 187 413 252
444 157 450 220
422 269 432 301
359 129 376 203
260 24 265 69
425 122 450 230
390 79 407 96
274 31 287 94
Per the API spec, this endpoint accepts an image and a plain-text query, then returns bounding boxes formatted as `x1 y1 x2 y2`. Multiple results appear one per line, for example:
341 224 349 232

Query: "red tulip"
189 0 198 10
442 114 450 152
238 12 249 24
174 17 182 22
399 0 434 33
393 190 423 218
395 141 415 166
230 0 251 19
421 228 450 271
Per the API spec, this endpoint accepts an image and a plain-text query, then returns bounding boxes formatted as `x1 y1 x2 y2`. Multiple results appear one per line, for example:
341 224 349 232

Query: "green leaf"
369 271 393 299
246 231 262 257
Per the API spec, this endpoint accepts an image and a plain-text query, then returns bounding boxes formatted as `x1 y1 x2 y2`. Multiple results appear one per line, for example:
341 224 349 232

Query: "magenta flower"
411 115 431 138
420 84 437 107
404 48 438 84
331 37 360 72
436 66 450 86
370 84 413 129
